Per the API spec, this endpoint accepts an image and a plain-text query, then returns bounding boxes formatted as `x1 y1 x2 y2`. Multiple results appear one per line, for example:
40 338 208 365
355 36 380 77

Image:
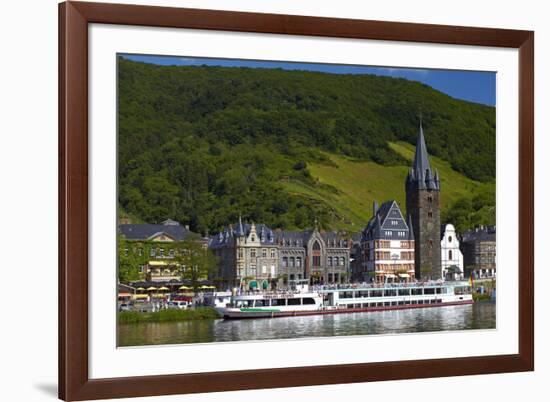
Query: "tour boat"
215 281 473 319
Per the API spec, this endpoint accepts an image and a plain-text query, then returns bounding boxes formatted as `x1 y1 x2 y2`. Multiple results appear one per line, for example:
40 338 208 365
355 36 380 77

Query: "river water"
118 301 496 347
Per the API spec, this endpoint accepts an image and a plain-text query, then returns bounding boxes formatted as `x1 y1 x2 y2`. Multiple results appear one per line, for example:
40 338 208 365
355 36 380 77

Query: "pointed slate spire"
413 122 432 178
425 168 436 190
408 120 439 192
236 215 244 236
407 214 415 240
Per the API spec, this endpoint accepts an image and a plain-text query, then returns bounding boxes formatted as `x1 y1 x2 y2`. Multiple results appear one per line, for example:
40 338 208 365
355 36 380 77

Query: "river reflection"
118 301 496 347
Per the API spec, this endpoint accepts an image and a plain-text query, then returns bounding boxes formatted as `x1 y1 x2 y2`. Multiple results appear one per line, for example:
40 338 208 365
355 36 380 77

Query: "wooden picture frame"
59 1 534 400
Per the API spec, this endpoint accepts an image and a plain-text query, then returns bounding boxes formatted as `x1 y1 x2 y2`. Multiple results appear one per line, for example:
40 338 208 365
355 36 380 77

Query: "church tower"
405 122 441 280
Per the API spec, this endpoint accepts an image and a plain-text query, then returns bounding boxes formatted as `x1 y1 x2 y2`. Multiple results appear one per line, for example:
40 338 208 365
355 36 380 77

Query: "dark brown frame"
59 1 534 400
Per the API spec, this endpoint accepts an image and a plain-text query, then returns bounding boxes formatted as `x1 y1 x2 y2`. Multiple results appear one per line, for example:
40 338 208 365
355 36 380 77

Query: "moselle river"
118 301 496 347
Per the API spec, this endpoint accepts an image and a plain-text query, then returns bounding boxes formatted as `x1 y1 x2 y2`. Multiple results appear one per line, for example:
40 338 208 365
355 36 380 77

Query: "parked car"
167 300 189 310
133 301 156 313
118 303 133 312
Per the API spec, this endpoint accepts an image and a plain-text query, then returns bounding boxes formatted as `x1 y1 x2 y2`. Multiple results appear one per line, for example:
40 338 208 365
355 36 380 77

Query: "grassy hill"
282 142 494 232
117 57 496 235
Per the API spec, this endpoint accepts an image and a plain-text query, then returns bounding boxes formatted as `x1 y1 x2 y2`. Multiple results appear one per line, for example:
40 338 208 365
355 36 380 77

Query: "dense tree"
174 241 218 290
118 57 496 234
117 235 142 283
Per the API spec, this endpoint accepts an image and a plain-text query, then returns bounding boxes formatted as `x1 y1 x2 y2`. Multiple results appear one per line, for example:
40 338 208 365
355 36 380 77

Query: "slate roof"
209 222 276 248
275 230 349 248
461 226 496 243
210 223 350 249
119 220 194 241
362 200 412 241
406 123 440 191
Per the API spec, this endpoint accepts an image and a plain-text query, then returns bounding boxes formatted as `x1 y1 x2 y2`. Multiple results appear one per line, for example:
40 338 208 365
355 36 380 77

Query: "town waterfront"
118 300 495 346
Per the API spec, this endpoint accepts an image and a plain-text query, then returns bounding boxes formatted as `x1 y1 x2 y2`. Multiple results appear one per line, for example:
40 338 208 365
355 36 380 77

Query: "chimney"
373 200 379 216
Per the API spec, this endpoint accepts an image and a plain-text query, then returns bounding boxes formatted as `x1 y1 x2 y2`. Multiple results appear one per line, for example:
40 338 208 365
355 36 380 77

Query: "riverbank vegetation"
118 307 220 324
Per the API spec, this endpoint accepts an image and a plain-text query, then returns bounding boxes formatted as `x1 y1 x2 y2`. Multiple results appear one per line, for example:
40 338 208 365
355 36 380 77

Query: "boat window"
254 299 270 307
357 291 369 298
302 298 316 305
436 287 442 294
454 286 469 295
384 289 397 297
236 300 254 307
271 298 286 306
424 288 435 295
411 288 423 295
398 289 410 296
340 291 354 299
370 290 383 298
287 298 301 305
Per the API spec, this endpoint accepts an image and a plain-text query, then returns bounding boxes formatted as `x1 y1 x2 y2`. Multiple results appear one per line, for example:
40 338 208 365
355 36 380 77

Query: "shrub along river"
117 301 496 347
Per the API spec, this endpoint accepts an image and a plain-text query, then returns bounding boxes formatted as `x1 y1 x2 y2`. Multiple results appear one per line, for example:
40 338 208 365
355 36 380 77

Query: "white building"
440 224 464 280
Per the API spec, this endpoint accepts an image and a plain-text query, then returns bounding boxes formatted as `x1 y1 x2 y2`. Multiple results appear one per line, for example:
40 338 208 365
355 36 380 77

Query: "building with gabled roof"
209 217 351 290
118 219 206 282
460 225 496 279
440 224 464 280
357 200 415 283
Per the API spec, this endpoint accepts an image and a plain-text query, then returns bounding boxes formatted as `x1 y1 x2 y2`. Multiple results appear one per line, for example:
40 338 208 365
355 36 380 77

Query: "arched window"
449 250 453 260
313 241 321 251
448 236 452 243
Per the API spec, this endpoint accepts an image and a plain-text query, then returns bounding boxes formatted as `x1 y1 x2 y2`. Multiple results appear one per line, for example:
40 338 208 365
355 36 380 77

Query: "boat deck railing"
231 281 469 297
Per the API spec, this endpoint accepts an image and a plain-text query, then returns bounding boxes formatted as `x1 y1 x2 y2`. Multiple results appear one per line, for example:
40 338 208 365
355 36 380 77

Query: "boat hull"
217 299 474 319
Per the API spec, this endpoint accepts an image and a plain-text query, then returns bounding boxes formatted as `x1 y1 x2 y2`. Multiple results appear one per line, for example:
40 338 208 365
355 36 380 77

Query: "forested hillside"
118 57 496 234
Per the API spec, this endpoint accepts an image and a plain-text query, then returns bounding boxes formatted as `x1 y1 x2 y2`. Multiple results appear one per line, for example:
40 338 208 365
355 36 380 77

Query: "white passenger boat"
215 281 473 319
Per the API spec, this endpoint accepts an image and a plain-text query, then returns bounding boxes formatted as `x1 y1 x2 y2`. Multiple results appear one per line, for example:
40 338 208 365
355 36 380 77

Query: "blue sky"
122 54 496 106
